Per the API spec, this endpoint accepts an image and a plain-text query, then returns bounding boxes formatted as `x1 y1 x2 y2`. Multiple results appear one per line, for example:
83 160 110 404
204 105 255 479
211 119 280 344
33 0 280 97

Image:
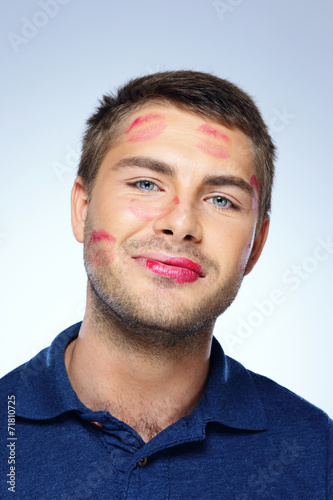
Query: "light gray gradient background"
1 0 332 416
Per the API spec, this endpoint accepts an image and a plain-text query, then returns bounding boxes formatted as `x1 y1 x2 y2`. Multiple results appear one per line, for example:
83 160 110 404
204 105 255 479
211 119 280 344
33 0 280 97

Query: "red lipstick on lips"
134 254 203 284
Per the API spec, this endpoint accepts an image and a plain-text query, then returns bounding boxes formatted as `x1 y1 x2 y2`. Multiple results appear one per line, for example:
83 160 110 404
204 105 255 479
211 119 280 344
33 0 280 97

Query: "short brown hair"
78 70 276 227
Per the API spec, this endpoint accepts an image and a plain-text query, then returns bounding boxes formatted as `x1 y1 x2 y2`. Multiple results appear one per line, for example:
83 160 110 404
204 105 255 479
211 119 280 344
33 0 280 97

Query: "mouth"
132 253 205 284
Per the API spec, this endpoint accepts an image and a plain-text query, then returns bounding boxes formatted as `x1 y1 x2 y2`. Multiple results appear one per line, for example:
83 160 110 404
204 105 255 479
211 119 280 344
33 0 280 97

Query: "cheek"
239 240 253 272
87 230 117 266
250 175 259 215
129 197 180 222
129 200 159 221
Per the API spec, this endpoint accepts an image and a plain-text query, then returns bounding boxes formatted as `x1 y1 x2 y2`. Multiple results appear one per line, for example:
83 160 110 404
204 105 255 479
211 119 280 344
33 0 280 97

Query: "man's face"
73 105 267 345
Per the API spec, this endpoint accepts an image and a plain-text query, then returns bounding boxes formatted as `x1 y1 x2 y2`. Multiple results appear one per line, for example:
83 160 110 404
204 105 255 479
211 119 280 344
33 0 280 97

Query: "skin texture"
67 104 269 442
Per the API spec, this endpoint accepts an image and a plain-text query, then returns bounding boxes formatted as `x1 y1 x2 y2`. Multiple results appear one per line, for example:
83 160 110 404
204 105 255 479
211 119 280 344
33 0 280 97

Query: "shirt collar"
200 337 267 431
16 323 267 431
16 322 85 419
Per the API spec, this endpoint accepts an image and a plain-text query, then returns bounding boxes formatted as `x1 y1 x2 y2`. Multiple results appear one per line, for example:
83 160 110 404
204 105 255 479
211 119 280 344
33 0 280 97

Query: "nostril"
162 229 173 235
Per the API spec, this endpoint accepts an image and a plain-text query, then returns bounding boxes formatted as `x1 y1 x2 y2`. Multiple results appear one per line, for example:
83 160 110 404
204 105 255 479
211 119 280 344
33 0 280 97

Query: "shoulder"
0 363 26 396
243 364 333 437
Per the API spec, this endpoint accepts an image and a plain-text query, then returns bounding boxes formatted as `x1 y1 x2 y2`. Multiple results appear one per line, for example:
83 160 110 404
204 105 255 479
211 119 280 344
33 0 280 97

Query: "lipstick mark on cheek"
250 175 259 215
129 200 157 221
196 139 230 159
129 196 180 222
240 240 253 273
87 230 117 266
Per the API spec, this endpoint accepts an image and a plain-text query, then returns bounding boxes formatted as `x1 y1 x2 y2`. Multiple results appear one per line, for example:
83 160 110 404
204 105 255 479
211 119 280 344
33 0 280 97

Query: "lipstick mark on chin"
196 139 230 159
87 230 116 266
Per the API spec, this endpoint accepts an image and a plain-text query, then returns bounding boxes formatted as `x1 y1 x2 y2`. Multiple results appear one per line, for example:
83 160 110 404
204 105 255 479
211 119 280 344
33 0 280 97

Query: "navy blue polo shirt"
1 322 332 499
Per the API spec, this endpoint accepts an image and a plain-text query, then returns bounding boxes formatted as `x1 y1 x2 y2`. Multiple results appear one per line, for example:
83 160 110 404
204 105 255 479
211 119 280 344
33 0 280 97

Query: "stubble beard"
83 229 244 358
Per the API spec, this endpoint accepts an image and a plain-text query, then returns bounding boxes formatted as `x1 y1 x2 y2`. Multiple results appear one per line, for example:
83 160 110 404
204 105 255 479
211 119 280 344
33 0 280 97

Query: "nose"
152 198 203 243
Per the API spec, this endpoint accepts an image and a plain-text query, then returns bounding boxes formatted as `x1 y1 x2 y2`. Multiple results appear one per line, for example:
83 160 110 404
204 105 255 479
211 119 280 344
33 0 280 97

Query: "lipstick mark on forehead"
195 123 231 159
126 113 164 134
196 139 230 159
128 123 167 143
197 123 231 144
125 113 167 143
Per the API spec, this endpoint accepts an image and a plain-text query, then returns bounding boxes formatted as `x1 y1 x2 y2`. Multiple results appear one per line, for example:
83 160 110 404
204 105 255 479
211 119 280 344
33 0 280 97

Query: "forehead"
127 102 250 142
101 103 255 181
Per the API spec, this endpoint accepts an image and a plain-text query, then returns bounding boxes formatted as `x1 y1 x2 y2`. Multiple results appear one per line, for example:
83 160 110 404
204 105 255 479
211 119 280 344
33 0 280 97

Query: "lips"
133 253 204 284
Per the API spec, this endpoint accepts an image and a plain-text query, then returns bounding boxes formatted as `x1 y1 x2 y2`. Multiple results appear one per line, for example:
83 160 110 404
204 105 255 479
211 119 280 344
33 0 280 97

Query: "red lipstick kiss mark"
250 175 259 215
129 196 180 222
126 113 164 134
196 124 231 159
129 200 156 221
87 230 116 266
240 240 253 273
88 230 116 247
197 124 231 143
126 113 167 143
250 175 259 192
196 140 230 159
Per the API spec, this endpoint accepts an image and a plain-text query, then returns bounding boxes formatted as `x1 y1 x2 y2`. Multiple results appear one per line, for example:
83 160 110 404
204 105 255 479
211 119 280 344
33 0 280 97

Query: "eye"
136 180 159 191
207 195 236 210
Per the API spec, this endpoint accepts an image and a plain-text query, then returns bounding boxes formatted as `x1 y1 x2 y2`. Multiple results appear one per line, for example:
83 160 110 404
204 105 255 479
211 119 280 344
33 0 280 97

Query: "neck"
64 284 213 442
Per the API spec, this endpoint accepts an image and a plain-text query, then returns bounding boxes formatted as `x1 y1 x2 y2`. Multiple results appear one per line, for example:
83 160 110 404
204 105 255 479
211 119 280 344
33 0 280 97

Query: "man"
1 71 332 499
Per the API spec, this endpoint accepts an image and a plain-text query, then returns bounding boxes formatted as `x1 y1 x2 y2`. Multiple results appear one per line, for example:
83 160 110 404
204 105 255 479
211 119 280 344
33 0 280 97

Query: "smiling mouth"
133 254 204 284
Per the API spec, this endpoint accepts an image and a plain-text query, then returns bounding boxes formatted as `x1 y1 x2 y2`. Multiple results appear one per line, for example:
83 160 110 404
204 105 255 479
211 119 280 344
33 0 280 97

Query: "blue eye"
212 196 230 208
206 195 239 211
137 180 158 191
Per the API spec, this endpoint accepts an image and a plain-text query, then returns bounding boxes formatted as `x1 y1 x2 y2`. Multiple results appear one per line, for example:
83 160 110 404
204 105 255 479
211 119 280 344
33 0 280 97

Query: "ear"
244 216 270 275
71 177 89 243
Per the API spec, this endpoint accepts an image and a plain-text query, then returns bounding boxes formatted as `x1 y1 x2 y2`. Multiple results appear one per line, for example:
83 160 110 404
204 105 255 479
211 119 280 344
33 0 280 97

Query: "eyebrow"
111 156 253 196
111 157 177 177
201 174 254 196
